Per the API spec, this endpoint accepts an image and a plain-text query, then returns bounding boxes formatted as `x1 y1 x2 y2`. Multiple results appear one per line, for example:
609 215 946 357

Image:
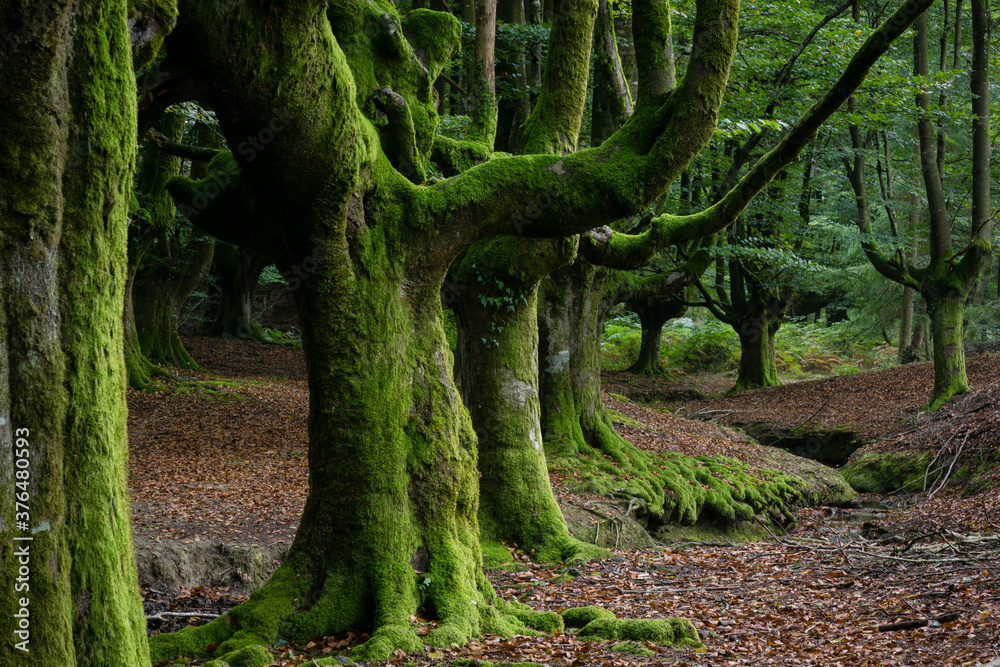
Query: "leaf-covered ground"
132 338 1000 666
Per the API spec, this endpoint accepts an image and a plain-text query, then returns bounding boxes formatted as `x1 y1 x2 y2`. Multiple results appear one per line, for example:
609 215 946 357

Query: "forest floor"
131 338 1000 666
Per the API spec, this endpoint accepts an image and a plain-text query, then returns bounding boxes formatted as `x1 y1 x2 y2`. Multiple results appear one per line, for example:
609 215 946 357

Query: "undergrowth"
601 311 895 378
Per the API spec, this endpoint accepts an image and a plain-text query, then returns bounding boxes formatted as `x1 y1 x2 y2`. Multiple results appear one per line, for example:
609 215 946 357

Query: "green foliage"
445 20 551 113
965 300 1000 343
602 312 895 378
602 313 738 374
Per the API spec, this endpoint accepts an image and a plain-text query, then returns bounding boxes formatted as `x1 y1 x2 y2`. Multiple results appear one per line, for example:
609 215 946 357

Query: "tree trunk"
591 0 633 147
0 0 163 663
132 113 215 370
538 262 634 463
734 317 780 391
133 235 215 368
899 284 917 362
204 243 271 340
927 287 968 410
627 297 684 373
452 238 588 561
150 246 550 662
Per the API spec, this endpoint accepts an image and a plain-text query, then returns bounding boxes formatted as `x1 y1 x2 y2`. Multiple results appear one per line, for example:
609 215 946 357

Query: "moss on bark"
144 0 747 659
1 0 161 663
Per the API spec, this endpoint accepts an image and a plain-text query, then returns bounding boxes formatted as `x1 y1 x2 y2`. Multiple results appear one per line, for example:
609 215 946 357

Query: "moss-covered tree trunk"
131 112 215 370
140 0 927 658
734 315 780 391
538 262 635 462
133 234 214 368
0 0 173 663
204 243 271 340
124 228 167 389
626 297 684 373
927 287 968 407
453 237 587 561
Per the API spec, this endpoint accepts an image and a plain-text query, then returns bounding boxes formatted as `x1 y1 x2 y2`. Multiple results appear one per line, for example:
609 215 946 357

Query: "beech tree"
0 1 933 666
136 0 932 661
0 1 175 664
846 0 993 409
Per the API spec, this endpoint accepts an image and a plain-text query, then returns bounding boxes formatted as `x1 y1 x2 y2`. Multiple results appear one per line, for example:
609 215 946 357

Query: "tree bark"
131 112 215 369
627 297 684 373
0 0 172 663
204 243 271 341
538 263 636 463
133 233 214 368
734 316 780 391
452 237 593 560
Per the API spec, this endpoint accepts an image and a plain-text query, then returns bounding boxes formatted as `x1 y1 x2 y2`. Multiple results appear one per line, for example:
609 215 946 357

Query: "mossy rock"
203 644 272 667
610 640 655 656
577 618 701 647
842 450 934 494
560 605 616 628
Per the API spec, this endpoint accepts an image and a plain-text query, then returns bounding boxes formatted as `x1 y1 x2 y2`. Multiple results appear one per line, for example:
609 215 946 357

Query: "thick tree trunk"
204 243 271 340
733 318 780 391
133 236 214 368
132 113 215 370
627 297 684 373
0 1 159 664
150 252 553 662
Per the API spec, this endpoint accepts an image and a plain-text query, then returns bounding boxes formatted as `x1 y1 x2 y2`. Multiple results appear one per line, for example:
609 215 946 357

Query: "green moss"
203 644 273 667
610 641 655 656
577 618 701 647
351 624 423 662
560 606 616 628
605 406 644 429
550 448 803 537
507 601 565 633
842 450 935 494
481 542 516 568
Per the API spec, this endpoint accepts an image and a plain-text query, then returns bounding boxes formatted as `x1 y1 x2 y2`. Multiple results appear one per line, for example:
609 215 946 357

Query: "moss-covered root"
507 601 565 633
578 617 701 648
560 605 616 629
202 645 272 667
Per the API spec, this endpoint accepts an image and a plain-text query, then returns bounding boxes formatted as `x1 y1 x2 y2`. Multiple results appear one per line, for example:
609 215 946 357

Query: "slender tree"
847 4 992 409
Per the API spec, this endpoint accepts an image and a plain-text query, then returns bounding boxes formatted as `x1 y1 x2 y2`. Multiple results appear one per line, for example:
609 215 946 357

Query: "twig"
146 611 220 621
877 610 959 631
928 430 970 499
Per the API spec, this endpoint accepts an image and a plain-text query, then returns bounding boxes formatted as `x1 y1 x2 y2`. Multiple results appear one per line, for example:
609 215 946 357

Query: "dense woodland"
1 0 998 665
